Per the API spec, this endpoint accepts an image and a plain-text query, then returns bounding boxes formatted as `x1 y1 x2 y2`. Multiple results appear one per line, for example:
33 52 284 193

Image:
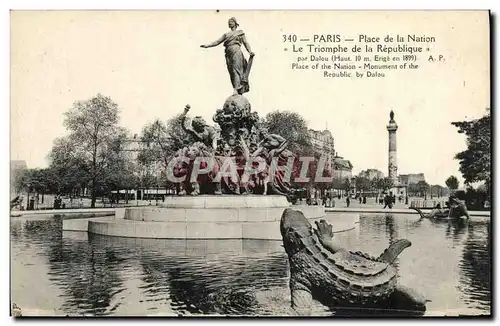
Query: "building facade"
122 135 162 178
308 129 336 169
11 160 27 170
398 173 426 185
307 128 353 196
332 156 353 180
308 128 353 182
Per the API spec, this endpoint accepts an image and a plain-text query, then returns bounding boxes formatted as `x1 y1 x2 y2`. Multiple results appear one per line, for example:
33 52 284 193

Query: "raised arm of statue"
200 34 226 48
189 128 204 141
180 105 192 133
260 133 287 151
180 105 203 140
275 134 286 145
180 105 189 128
271 139 289 157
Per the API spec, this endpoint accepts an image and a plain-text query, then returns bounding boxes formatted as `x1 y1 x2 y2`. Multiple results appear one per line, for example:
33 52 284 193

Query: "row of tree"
352 176 390 193
12 94 328 207
13 94 144 207
12 94 491 208
351 175 452 199
452 109 491 205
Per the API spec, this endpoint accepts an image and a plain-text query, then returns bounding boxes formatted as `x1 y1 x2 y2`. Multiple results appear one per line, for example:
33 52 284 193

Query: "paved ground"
302 196 449 209
12 194 489 219
11 194 157 211
329 199 409 209
15 194 488 217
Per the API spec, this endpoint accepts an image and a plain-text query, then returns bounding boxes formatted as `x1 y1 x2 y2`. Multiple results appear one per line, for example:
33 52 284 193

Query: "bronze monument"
173 18 295 197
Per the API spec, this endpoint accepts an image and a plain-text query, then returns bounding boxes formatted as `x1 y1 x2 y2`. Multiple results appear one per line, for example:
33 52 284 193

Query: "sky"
10 10 490 186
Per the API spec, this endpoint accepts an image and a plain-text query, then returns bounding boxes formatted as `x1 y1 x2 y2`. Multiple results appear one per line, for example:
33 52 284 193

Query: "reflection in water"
457 222 491 314
446 220 469 244
10 214 491 316
385 214 396 246
376 214 401 272
45 232 126 315
112 235 287 315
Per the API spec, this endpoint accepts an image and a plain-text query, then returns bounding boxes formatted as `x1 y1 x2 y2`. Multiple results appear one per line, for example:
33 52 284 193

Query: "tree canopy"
379 177 395 192
13 168 54 195
416 180 430 195
452 109 491 186
445 175 459 190
48 136 90 194
354 176 371 192
56 93 130 207
138 114 196 190
262 110 313 155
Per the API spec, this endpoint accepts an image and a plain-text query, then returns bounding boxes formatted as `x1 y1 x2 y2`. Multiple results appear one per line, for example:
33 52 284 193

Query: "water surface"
10 213 491 316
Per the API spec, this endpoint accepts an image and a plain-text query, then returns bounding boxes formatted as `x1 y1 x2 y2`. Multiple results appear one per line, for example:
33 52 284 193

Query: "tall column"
387 110 398 186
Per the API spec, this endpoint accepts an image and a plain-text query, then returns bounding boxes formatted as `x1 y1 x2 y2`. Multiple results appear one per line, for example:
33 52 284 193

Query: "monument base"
74 195 358 240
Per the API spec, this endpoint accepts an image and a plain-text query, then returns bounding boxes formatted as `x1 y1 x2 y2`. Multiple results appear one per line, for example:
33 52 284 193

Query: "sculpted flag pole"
245 52 255 82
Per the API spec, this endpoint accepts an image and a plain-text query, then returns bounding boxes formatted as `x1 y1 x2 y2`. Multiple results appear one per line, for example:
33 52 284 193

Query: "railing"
410 200 446 209
13 199 162 211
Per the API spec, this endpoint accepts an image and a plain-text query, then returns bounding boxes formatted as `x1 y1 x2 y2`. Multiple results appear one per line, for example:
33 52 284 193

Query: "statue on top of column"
200 17 255 95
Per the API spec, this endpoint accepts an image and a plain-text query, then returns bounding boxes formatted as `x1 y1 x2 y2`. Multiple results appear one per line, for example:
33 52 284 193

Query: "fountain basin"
63 195 359 240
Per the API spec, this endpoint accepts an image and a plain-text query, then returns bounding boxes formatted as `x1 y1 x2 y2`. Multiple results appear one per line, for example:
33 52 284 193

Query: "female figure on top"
201 17 255 95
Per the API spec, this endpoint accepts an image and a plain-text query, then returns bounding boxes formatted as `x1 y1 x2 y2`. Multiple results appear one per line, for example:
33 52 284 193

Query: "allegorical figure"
180 105 218 149
201 17 255 95
258 128 288 155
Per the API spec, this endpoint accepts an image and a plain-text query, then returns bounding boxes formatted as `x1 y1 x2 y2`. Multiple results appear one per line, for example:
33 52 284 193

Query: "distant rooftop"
333 156 353 170
308 129 333 137
11 160 27 170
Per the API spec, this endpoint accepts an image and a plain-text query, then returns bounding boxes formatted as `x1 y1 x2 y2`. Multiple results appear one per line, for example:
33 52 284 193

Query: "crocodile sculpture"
280 208 427 316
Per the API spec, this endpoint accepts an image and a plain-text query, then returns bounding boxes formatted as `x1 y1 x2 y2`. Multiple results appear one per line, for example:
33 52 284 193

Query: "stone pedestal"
76 195 358 240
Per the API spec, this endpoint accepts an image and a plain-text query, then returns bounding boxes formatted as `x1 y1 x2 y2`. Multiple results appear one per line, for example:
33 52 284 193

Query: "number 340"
282 34 297 42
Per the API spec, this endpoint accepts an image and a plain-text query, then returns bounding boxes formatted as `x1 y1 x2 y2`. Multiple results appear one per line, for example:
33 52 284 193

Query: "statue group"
170 17 428 316
173 17 294 197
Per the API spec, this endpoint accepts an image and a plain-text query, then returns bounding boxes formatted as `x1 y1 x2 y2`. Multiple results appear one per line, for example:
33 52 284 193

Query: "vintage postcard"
10 10 491 317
